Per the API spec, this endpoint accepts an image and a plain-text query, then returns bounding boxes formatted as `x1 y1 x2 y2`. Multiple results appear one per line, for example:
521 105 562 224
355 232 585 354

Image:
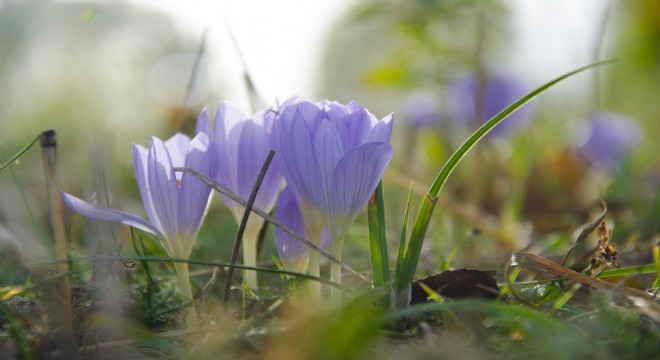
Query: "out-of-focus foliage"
322 0 659 274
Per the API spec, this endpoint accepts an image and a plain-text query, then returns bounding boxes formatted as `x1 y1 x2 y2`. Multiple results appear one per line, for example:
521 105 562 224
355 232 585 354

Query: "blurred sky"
128 0 608 111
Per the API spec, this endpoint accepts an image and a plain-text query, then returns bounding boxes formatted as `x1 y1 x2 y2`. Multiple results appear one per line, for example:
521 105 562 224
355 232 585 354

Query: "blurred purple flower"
450 72 534 136
62 131 214 259
402 91 440 129
274 187 330 273
577 112 640 171
196 102 283 289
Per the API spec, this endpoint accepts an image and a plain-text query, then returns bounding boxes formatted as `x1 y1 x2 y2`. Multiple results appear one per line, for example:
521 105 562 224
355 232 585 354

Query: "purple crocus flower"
577 112 640 171
450 72 534 136
402 91 441 129
273 96 394 291
196 102 283 289
274 187 330 274
62 116 215 327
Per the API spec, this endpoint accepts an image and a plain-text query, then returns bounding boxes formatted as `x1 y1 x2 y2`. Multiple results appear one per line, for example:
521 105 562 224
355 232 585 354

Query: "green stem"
174 262 198 327
330 234 346 301
242 217 264 290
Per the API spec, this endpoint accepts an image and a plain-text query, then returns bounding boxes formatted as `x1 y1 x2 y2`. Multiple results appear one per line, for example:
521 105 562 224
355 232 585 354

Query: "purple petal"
275 188 309 262
330 142 393 217
236 119 282 213
195 107 212 139
312 118 344 213
147 137 179 238
215 103 248 195
274 108 319 207
164 133 191 182
215 101 248 140
177 133 213 239
133 144 162 232
338 107 372 150
61 191 162 238
279 99 323 133
364 113 394 144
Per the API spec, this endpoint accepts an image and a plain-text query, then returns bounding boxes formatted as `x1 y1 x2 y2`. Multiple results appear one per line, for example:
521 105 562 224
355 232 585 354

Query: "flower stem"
330 234 346 301
174 261 198 327
242 222 263 290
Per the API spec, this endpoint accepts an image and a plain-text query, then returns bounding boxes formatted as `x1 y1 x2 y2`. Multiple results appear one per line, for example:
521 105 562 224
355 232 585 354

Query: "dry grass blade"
561 199 608 266
507 252 656 301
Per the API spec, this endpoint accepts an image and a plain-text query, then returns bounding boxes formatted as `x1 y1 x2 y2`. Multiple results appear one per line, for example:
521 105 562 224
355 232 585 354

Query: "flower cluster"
62 96 394 311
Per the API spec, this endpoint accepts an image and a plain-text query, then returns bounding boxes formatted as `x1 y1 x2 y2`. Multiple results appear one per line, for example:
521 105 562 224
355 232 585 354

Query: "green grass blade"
652 245 660 289
393 60 614 295
0 133 40 175
393 182 414 282
598 263 660 278
394 194 437 292
368 181 390 288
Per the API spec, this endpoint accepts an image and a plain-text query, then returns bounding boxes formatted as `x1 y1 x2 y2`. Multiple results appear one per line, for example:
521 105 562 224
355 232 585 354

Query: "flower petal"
312 118 344 213
133 144 162 232
275 188 309 267
236 117 282 213
147 136 179 238
195 107 212 139
364 113 394 143
61 191 162 238
177 132 213 243
215 103 248 196
164 133 191 182
330 142 393 218
274 108 320 208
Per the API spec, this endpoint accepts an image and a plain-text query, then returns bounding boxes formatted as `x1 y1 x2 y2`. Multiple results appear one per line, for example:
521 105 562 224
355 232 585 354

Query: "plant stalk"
174 261 198 327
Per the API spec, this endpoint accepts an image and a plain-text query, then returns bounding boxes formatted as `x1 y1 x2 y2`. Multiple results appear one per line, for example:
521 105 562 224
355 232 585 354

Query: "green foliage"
0 134 40 176
368 181 390 289
391 61 613 297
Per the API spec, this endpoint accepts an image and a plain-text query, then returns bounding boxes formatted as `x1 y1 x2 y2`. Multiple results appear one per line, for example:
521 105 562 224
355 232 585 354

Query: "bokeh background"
0 0 658 285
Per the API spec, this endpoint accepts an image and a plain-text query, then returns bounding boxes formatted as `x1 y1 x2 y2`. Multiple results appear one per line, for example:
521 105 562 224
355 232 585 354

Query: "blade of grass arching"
223 150 274 310
368 181 390 288
427 60 614 198
0 133 40 175
175 166 371 283
393 60 615 295
393 182 414 283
